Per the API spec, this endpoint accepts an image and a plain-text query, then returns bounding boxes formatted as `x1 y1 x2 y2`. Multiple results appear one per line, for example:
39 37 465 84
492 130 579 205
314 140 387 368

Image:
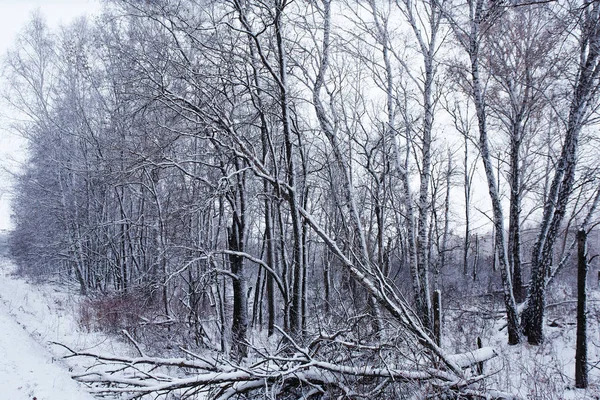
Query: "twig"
122 329 145 357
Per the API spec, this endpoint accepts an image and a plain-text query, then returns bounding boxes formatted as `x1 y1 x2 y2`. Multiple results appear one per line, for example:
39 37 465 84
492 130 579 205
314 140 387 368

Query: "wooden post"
476 336 484 375
433 290 442 346
575 229 588 388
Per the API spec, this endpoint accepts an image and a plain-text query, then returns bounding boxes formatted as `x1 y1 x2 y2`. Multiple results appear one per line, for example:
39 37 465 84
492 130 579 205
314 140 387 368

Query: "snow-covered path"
0 304 96 400
0 255 121 400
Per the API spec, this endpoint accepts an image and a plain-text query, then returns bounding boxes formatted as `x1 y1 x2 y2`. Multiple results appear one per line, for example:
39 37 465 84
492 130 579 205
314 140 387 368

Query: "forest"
3 0 600 398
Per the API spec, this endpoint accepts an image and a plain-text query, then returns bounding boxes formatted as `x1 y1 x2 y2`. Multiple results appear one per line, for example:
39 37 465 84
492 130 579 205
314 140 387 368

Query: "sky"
0 0 101 230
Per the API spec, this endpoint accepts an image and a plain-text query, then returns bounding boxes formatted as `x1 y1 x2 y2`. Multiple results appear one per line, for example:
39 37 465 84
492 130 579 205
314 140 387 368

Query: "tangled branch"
53 333 518 400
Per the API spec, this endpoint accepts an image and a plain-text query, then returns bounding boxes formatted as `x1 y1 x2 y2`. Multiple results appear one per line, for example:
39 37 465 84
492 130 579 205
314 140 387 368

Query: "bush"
79 292 147 334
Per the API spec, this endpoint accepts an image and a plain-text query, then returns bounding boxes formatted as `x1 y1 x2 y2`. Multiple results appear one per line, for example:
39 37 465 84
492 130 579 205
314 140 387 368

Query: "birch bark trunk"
466 0 521 344
522 0 600 344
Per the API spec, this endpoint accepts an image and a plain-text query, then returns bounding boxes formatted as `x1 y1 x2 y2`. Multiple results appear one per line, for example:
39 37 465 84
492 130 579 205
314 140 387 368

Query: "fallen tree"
55 330 516 399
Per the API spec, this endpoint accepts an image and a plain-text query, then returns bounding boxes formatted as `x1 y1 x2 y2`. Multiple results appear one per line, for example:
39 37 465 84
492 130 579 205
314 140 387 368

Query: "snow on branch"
54 338 515 399
448 347 499 368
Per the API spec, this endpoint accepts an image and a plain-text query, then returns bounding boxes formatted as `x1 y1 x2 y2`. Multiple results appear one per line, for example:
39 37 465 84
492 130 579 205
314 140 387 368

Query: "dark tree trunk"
575 229 588 388
273 2 304 337
228 221 248 361
472 233 480 282
228 159 248 361
508 131 524 303
476 336 484 375
251 261 263 328
265 203 276 337
463 135 471 277
433 290 442 346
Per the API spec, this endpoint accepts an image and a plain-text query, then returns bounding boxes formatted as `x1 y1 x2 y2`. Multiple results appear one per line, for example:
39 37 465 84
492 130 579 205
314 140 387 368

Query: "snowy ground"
445 285 600 399
0 256 132 400
0 303 96 399
1 249 600 399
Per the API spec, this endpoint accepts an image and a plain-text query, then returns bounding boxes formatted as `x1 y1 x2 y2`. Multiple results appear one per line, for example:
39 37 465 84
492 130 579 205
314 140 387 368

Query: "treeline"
3 0 600 396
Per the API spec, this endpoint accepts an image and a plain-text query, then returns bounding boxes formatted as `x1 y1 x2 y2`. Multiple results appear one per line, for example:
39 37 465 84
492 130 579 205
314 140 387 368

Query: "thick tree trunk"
227 155 249 361
228 220 248 361
508 127 524 303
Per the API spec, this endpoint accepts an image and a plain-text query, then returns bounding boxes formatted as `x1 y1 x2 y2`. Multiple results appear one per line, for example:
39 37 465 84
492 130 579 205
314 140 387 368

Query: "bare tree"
444 0 521 344
521 0 600 344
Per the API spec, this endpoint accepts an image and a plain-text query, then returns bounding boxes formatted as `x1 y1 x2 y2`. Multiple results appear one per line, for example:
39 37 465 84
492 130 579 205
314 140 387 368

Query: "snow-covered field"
0 256 131 400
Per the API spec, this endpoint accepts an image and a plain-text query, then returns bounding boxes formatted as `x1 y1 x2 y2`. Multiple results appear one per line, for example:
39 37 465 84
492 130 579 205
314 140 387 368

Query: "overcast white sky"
0 0 101 230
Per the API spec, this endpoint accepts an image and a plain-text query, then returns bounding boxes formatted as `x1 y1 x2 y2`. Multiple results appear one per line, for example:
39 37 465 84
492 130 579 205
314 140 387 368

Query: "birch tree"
482 4 564 304
521 0 600 344
445 0 522 344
